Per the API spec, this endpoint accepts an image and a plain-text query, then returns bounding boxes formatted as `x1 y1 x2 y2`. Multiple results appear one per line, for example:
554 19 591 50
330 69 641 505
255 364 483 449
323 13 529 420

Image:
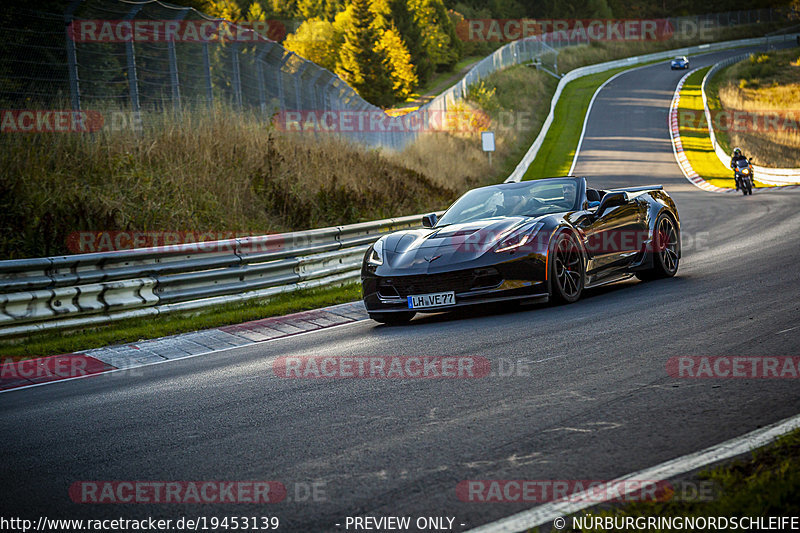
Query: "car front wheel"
550 231 584 304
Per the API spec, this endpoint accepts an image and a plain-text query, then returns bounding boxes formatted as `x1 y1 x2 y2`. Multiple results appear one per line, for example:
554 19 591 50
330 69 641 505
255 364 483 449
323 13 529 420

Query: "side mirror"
595 191 627 216
421 213 438 228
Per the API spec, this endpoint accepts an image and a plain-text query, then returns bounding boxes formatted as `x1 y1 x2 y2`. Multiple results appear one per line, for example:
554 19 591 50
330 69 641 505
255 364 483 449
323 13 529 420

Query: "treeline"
203 0 462 106
199 0 793 107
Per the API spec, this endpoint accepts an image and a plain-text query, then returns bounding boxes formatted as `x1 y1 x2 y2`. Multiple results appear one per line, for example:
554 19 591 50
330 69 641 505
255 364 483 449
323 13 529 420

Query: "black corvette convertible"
361 177 680 324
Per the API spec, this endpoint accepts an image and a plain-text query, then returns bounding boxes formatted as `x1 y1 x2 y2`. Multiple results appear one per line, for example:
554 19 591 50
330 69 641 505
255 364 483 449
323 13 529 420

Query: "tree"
297 0 343 20
587 0 613 18
378 25 418 99
387 0 432 82
410 0 462 71
336 0 394 106
205 0 242 20
284 18 341 71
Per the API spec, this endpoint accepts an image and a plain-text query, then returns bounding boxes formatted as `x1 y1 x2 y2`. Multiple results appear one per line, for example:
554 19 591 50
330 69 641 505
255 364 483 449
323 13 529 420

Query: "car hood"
380 216 540 271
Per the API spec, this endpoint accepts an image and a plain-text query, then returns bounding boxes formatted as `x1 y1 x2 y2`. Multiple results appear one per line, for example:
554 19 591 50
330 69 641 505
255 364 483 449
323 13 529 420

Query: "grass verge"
522 66 634 180
0 282 362 361
561 427 800 531
678 67 769 189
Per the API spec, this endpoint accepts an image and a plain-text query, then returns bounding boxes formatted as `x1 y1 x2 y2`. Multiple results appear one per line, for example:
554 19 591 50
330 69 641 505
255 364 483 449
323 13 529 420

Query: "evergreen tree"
378 25 418 99
337 0 394 106
411 0 461 71
387 0 432 82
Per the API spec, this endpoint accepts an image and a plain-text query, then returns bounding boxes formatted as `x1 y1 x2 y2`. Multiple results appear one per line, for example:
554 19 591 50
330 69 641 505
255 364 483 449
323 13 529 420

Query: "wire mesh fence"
0 1 793 149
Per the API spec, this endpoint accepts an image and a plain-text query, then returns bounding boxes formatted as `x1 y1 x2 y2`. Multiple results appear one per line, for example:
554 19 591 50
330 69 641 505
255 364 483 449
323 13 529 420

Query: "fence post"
276 54 289 110
231 41 242 109
124 5 143 113
322 78 336 113
294 61 308 111
168 8 190 112
202 42 213 108
64 0 83 114
255 45 270 117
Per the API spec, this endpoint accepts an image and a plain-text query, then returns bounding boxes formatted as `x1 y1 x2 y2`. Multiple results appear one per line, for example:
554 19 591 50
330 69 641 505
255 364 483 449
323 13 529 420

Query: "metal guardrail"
701 54 800 185
0 214 436 338
505 33 800 183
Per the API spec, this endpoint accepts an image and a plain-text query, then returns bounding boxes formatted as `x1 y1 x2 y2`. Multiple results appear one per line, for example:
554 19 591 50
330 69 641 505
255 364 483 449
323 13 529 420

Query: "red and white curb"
0 301 368 392
668 69 733 194
669 69 800 194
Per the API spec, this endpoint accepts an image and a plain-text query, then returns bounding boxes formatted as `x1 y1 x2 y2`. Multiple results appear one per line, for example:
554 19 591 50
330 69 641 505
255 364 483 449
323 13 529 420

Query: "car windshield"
436 179 580 226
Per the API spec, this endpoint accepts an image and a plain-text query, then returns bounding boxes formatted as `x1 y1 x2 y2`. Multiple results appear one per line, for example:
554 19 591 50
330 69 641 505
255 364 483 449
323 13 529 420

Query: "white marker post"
481 131 495 167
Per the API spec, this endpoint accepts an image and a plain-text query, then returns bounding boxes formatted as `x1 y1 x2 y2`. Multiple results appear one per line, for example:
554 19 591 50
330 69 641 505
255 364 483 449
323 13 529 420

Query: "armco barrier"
701 55 800 185
505 33 800 182
0 214 436 338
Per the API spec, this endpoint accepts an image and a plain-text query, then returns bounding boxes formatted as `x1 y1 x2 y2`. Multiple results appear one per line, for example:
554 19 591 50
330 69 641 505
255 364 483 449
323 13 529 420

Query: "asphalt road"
2 46 799 532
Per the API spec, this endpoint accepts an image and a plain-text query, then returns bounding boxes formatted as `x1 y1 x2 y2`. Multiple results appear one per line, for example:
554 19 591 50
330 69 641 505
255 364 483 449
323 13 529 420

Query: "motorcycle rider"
730 147 749 190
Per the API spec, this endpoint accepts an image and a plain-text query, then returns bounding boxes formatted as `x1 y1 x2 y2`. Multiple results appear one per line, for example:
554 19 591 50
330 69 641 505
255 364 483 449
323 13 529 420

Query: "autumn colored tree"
378 25 418 99
337 0 395 106
387 0 432 82
284 18 341 71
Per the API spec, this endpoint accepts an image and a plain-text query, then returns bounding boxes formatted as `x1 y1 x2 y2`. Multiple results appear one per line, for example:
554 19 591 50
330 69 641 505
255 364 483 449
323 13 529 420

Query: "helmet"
733 148 742 156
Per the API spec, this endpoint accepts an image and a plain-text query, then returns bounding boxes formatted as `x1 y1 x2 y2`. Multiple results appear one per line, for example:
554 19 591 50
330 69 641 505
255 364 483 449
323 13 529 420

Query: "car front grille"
378 269 502 298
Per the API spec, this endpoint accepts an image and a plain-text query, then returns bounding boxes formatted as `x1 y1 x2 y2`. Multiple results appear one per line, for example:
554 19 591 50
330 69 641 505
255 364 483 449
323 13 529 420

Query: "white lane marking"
532 354 568 363
464 412 800 533
0 319 366 395
777 325 800 335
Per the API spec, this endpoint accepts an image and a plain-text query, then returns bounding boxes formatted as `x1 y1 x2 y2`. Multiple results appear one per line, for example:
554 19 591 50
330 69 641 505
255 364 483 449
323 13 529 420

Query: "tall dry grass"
715 49 800 167
0 108 453 259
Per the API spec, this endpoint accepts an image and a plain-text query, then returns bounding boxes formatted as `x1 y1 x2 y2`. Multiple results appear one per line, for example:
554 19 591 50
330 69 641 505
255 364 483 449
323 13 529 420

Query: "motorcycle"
733 158 754 196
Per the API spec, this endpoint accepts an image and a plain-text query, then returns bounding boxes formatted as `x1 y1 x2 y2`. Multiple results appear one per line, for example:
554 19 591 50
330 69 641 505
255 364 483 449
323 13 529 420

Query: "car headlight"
367 239 384 265
495 223 544 254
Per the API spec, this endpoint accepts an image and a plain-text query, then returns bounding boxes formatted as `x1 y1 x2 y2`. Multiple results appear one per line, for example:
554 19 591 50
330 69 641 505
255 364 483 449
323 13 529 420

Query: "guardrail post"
124 5 143 113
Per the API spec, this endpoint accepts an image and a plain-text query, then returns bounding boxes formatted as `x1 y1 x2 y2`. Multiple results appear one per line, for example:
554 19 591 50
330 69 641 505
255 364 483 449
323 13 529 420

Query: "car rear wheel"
550 231 584 304
369 311 415 325
636 214 679 280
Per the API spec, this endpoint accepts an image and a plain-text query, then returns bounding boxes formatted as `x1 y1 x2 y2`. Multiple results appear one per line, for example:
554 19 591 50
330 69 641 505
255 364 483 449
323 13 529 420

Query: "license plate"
407 291 455 309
